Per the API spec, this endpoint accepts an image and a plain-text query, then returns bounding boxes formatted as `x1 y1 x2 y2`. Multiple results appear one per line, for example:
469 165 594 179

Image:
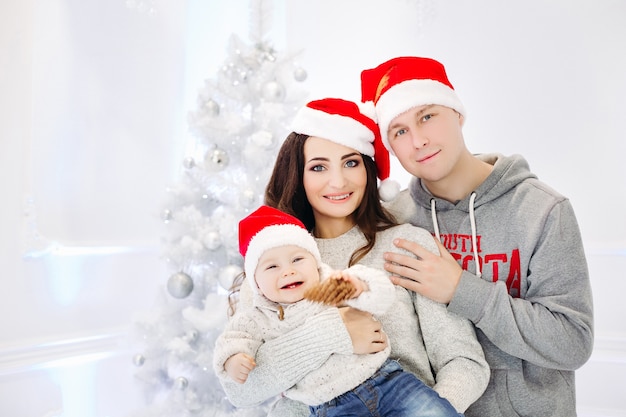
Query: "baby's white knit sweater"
214 263 395 405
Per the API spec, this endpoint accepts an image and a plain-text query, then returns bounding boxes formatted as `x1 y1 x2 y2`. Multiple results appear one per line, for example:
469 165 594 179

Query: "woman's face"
302 136 367 226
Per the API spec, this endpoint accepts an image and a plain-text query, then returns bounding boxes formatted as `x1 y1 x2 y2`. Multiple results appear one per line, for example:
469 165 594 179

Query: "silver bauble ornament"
174 376 188 390
203 99 220 116
203 231 221 251
218 264 243 290
182 157 195 169
261 80 286 102
204 148 229 171
255 43 277 63
294 67 308 82
237 69 249 84
186 329 199 342
167 272 194 299
132 353 145 367
161 209 172 223
240 188 257 208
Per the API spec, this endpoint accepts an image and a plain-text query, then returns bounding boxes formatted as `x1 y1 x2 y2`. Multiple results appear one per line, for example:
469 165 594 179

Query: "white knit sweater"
214 263 395 405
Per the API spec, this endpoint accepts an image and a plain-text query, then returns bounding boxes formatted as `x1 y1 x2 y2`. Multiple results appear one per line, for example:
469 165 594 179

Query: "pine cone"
303 279 356 305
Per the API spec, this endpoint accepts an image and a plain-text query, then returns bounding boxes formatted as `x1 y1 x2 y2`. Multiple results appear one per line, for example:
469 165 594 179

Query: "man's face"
387 104 465 183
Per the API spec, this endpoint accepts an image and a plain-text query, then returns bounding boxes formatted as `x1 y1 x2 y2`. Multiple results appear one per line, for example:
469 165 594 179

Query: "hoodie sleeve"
448 199 594 370
219 307 353 407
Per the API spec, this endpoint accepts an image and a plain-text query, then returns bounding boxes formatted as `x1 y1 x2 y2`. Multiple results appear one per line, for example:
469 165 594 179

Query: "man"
361 56 594 416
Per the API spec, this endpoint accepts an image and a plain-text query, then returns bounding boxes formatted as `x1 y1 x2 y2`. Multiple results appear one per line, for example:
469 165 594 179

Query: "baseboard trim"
0 328 130 375
587 334 626 364
1 329 624 376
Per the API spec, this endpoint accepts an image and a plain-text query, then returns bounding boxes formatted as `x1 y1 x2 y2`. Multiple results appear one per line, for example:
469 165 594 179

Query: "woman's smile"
324 192 352 201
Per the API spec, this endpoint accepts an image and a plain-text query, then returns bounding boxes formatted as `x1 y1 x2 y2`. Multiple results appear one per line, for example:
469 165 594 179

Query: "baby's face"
255 245 320 304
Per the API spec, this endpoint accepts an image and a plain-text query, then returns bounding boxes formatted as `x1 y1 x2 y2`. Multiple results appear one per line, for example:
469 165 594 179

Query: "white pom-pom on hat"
378 179 401 202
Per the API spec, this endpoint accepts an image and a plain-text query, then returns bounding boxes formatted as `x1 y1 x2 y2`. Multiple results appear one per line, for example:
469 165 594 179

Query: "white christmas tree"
130 2 308 415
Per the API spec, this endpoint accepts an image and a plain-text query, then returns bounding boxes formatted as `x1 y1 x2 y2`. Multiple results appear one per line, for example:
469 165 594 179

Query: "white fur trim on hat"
292 106 375 156
244 224 322 293
376 79 466 154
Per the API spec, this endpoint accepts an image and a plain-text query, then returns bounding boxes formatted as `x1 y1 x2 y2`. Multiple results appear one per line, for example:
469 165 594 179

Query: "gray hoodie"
387 153 594 417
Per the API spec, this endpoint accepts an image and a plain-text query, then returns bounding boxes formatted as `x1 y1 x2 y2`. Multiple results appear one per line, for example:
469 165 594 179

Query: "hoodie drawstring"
430 198 441 241
468 192 482 278
430 194 482 278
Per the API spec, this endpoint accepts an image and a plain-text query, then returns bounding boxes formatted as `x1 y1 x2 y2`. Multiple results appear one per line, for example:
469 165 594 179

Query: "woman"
223 98 489 416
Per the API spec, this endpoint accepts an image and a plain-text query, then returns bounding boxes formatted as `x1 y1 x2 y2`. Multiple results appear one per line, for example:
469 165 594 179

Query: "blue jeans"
309 359 463 417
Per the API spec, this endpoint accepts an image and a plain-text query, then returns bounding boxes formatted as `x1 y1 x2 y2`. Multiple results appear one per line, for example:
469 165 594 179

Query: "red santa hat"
361 56 466 154
291 98 399 201
239 205 322 293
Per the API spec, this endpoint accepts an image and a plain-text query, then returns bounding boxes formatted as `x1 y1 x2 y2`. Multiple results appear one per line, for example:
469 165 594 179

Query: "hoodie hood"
409 153 537 213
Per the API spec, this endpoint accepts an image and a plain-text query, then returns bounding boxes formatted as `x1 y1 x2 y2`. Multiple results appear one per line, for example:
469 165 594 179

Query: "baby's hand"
304 272 357 305
224 353 256 384
330 271 368 299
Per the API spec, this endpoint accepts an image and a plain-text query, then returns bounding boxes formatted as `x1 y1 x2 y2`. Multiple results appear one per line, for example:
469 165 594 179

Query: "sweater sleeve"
448 199 594 370
219 307 353 407
342 264 396 316
212 312 264 381
415 293 490 412
388 223 489 412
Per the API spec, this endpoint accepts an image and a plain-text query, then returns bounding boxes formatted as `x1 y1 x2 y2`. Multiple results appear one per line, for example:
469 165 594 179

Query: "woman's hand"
338 307 387 354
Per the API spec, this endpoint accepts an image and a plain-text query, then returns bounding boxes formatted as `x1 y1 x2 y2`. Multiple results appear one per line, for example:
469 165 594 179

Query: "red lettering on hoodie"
441 234 522 298
506 249 521 298
441 234 479 253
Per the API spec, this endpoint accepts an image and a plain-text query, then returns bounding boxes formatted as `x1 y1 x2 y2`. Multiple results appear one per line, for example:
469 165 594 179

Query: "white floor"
1 337 625 417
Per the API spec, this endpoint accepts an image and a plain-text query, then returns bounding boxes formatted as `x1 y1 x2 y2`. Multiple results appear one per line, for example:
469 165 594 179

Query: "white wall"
0 0 189 416
1 0 624 416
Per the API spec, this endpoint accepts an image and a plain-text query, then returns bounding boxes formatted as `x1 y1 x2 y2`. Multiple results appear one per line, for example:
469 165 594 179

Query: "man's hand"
384 237 462 304
339 307 387 354
224 353 256 384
